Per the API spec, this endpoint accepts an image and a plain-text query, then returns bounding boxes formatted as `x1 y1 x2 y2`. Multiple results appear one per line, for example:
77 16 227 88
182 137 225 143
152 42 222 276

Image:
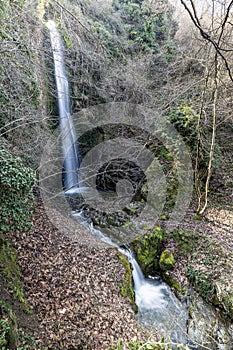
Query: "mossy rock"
116 252 137 312
212 285 233 320
159 249 175 271
162 272 182 293
131 226 164 275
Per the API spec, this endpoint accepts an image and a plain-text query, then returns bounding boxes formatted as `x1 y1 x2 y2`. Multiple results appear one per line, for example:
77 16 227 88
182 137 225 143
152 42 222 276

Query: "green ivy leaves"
0 148 36 232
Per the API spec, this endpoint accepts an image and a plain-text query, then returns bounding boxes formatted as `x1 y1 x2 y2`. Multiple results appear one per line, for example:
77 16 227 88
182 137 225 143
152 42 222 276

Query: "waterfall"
47 20 80 192
131 254 188 344
131 257 145 290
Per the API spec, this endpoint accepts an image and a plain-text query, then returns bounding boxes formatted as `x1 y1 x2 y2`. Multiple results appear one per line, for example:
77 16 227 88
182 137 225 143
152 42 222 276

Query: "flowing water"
122 248 189 345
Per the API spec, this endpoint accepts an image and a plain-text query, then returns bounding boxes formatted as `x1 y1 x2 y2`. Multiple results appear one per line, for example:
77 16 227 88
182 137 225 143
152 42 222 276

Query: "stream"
74 213 192 348
47 20 233 350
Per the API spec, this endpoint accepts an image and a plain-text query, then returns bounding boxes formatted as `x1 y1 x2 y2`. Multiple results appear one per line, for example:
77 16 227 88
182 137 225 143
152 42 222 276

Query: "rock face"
187 292 233 350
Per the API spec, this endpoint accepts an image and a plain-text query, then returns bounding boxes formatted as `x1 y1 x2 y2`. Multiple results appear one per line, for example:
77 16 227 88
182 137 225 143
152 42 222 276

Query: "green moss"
159 249 175 271
0 300 17 349
0 236 30 312
132 226 164 275
116 252 137 312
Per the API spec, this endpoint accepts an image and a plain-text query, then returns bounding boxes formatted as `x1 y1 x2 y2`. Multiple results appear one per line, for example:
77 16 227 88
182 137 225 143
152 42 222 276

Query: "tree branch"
180 0 233 82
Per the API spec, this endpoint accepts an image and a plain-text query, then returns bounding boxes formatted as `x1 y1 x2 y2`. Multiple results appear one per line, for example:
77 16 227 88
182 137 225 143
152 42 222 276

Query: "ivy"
0 148 36 232
113 0 178 54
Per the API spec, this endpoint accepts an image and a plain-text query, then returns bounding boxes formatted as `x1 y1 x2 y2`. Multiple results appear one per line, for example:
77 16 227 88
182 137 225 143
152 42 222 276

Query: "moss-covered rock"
116 252 137 312
159 249 175 271
162 272 182 294
131 225 164 275
212 285 233 320
0 236 30 312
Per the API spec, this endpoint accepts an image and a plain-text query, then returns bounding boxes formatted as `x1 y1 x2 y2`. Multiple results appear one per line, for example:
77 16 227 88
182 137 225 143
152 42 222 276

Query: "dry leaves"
8 201 147 349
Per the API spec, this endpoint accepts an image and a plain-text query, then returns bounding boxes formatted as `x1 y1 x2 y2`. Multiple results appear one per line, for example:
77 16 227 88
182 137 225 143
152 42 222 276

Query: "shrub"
0 147 36 232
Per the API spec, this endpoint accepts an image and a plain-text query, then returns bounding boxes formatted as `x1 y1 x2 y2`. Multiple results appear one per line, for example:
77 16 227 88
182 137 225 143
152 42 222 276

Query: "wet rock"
187 292 233 350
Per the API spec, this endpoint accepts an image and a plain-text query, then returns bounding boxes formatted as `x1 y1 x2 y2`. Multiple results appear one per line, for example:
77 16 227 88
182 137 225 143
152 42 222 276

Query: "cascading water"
47 20 80 192
48 20 191 347
121 248 189 346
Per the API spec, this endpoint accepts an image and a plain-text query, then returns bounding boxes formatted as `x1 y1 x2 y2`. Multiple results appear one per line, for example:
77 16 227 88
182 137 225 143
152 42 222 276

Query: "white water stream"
122 248 189 344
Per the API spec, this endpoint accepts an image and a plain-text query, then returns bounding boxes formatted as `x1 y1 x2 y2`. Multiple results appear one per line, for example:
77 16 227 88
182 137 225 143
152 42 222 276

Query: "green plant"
0 237 30 310
0 301 17 349
171 229 199 256
0 301 38 350
167 105 198 149
113 0 177 54
0 147 36 232
186 266 215 301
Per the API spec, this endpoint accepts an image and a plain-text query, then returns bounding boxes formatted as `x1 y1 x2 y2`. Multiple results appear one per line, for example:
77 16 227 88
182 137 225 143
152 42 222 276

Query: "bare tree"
179 0 233 213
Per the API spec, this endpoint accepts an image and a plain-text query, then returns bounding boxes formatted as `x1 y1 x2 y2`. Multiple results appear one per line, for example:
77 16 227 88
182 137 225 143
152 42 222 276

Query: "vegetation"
131 226 164 275
159 249 175 271
0 147 36 232
0 301 38 350
112 0 177 55
185 236 233 319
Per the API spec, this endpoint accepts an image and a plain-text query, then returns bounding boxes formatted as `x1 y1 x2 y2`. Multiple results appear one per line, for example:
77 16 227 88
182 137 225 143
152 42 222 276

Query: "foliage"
0 301 38 350
0 148 36 232
92 22 125 59
186 266 215 302
113 0 177 54
167 105 198 149
171 229 199 256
